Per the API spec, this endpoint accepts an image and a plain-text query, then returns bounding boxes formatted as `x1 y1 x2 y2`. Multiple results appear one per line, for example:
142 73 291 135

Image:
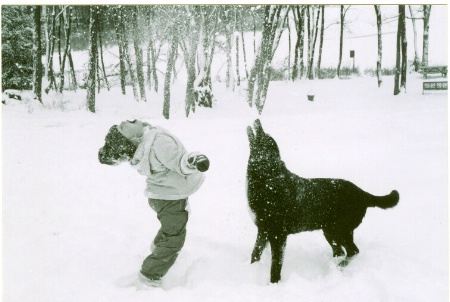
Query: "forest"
1 5 437 118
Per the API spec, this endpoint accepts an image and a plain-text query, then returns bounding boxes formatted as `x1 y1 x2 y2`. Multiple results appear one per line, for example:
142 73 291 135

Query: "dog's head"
98 125 137 166
247 119 281 162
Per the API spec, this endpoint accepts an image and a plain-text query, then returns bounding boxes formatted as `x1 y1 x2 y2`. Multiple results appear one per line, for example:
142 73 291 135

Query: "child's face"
118 120 145 142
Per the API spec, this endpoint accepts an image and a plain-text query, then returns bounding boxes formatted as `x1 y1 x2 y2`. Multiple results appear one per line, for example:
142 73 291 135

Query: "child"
98 120 209 288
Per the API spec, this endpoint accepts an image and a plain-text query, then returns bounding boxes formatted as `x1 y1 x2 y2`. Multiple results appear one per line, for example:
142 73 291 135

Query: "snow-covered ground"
2 70 448 301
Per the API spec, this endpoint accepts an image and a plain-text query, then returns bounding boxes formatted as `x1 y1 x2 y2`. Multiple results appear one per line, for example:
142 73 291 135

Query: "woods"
1 5 440 116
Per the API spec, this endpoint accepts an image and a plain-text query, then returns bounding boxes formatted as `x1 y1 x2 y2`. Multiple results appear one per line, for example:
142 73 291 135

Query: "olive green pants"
140 198 188 280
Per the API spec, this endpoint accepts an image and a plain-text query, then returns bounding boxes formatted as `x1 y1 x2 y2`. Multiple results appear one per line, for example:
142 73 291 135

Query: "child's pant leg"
141 198 188 280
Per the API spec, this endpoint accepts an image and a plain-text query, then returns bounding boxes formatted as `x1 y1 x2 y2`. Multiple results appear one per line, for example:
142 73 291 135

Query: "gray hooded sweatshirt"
130 126 205 200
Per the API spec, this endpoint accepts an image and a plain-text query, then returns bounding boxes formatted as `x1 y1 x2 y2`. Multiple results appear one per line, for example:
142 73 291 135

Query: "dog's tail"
366 190 400 209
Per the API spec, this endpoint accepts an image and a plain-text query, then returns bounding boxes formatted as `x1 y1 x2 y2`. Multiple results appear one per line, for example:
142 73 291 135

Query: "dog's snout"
254 119 263 133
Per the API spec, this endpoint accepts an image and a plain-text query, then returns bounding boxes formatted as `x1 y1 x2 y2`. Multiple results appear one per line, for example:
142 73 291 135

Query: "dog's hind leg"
251 229 268 263
338 231 359 268
342 231 359 257
268 233 287 283
323 231 346 258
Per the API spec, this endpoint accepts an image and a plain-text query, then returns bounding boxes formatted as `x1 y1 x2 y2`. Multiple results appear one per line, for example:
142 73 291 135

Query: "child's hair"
98 125 137 165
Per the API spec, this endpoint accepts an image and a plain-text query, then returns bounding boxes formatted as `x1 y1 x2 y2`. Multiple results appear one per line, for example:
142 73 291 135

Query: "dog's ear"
247 126 255 144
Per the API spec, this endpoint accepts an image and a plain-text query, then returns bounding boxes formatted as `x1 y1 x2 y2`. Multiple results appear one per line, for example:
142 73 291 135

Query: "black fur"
98 125 137 166
246 119 399 283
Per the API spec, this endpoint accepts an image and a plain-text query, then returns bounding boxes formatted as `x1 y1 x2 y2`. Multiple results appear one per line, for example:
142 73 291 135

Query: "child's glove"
188 154 210 172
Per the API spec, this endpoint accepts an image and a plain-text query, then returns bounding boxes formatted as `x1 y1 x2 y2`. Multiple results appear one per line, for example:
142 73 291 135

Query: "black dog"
246 119 399 283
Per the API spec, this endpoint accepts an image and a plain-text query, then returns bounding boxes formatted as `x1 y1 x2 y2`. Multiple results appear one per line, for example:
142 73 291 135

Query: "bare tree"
45 6 57 94
132 6 146 102
86 6 98 113
292 6 305 80
163 23 178 119
97 7 110 92
145 6 159 93
33 5 43 103
42 6 49 78
121 8 139 102
307 6 321 79
114 6 126 95
394 5 407 95
59 6 77 93
337 5 351 78
239 10 249 79
247 5 286 113
317 5 325 77
374 5 383 87
421 5 431 67
408 5 420 71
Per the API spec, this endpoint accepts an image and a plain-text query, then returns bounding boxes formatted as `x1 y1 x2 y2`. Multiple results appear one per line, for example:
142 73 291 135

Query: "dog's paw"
337 256 356 270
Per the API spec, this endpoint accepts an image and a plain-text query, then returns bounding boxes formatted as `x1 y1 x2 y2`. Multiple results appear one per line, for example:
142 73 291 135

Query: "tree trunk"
236 35 241 86
95 10 101 94
400 5 407 90
374 5 383 87
133 7 146 102
194 11 216 108
317 5 325 78
394 5 403 95
64 6 77 91
57 6 62 90
98 9 110 92
163 28 178 119
145 7 155 91
114 6 126 95
308 6 320 79
33 5 43 103
68 50 77 90
225 29 233 89
121 16 139 102
60 6 74 93
247 5 283 113
86 6 98 113
292 6 304 81
299 7 305 79
45 6 57 94
287 16 291 81
337 5 344 78
43 6 49 78
421 5 431 67
239 11 249 79
306 6 312 79
408 6 420 71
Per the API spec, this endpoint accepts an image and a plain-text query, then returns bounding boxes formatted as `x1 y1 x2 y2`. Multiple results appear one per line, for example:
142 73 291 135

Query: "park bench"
422 81 448 94
421 65 447 79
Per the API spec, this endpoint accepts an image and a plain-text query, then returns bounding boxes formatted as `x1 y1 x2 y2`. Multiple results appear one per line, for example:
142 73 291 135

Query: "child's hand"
188 154 210 172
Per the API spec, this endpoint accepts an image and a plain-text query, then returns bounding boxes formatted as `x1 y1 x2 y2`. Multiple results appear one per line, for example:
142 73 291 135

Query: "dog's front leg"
269 233 287 283
251 229 268 263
